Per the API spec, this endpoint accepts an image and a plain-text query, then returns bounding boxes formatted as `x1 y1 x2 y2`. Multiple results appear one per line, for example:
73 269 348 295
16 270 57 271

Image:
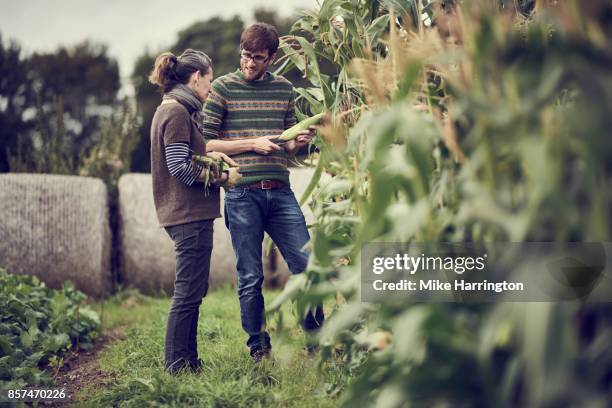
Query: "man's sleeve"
202 80 227 140
284 88 298 130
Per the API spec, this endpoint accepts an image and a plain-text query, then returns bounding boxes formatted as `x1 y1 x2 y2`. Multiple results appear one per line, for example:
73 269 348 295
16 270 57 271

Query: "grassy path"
72 287 344 407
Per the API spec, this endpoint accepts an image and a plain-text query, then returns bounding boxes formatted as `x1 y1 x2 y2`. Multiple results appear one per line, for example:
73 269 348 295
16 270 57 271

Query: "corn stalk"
270 0 612 406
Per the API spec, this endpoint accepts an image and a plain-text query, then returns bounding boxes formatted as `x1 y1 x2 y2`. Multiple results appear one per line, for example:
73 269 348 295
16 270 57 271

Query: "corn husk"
279 112 327 141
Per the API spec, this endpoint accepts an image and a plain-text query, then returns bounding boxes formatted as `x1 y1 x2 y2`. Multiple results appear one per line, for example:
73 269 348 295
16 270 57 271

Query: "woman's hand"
206 151 239 167
211 167 242 187
221 167 242 188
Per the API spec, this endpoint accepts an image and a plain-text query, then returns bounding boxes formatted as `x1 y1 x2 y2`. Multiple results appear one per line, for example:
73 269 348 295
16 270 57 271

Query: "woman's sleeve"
162 105 203 186
165 142 203 186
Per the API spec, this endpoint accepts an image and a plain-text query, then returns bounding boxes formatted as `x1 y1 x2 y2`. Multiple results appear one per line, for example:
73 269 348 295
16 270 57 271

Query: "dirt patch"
42 328 125 407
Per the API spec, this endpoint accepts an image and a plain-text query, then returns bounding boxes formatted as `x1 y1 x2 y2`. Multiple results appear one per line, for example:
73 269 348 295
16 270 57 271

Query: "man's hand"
206 151 239 167
284 125 317 155
251 136 282 155
294 125 317 147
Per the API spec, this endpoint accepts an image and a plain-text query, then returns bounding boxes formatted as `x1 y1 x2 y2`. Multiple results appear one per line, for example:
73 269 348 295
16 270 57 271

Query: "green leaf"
43 333 70 353
51 292 70 317
266 274 308 313
79 307 101 326
392 307 428 363
0 335 13 355
392 62 422 102
19 332 33 350
365 14 390 44
319 303 372 346
299 157 326 207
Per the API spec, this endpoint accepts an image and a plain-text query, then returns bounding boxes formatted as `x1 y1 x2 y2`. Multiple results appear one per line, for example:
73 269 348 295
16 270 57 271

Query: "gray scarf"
163 84 203 131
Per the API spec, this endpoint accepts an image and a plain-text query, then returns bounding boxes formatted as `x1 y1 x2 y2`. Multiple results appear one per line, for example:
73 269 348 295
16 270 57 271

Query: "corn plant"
272 1 612 406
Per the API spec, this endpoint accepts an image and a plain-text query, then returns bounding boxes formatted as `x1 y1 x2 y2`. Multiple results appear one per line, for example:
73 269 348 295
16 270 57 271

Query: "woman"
149 49 239 374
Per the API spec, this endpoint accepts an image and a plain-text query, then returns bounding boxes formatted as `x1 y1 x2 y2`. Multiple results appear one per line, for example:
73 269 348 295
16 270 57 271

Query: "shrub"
0 268 100 388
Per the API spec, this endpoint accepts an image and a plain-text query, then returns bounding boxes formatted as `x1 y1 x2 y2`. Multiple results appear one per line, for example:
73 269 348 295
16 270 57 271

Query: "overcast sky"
0 0 314 83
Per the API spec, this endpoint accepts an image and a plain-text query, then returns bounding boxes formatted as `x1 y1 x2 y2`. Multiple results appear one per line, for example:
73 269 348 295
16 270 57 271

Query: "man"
202 22 324 361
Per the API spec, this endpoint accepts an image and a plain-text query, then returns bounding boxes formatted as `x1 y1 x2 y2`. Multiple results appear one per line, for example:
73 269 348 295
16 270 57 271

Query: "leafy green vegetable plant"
0 268 100 388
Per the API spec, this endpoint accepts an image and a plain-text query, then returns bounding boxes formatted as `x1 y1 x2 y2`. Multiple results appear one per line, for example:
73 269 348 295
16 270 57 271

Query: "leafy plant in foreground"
272 1 612 406
0 268 100 388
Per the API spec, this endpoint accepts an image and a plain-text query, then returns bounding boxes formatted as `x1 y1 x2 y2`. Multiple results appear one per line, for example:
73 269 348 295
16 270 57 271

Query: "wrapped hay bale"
0 174 112 297
118 168 320 294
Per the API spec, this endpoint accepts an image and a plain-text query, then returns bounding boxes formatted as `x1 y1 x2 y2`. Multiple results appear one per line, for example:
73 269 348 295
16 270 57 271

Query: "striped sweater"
201 69 297 186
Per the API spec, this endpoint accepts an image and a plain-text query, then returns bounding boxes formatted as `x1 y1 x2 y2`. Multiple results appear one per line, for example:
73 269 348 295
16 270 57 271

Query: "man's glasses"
240 51 269 64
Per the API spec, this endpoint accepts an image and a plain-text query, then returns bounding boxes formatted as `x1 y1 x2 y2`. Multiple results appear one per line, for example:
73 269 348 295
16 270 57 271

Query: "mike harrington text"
372 279 525 293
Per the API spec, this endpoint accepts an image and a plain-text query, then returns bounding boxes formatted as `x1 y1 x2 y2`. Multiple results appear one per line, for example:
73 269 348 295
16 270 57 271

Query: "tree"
173 15 244 78
27 41 121 162
0 35 33 172
129 52 158 172
1 37 121 173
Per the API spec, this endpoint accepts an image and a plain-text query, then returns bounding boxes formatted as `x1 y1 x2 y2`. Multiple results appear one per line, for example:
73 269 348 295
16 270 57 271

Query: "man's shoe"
306 344 319 358
250 348 271 363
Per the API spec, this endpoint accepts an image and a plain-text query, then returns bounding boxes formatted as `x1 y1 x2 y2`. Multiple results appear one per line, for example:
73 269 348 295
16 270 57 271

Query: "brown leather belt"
246 180 285 190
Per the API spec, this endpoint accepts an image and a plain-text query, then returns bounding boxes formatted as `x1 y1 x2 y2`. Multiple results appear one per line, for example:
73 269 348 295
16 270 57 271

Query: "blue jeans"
224 184 324 353
164 220 213 372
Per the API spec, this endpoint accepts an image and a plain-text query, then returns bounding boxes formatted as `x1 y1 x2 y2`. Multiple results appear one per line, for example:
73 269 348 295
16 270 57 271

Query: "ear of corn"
192 154 242 191
278 112 327 141
192 154 225 178
191 154 226 194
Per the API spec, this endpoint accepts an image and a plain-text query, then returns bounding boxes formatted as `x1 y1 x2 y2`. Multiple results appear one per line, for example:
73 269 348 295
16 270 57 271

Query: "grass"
74 286 345 407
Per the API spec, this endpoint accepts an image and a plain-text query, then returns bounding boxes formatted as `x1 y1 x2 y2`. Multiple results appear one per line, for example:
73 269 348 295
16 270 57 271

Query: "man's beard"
241 64 264 81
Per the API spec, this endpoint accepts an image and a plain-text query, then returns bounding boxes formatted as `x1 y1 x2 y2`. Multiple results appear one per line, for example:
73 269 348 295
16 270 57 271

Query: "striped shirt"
202 69 297 186
165 142 203 186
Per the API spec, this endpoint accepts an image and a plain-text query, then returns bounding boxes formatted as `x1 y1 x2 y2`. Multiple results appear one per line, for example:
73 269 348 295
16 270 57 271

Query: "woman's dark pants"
163 219 213 373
